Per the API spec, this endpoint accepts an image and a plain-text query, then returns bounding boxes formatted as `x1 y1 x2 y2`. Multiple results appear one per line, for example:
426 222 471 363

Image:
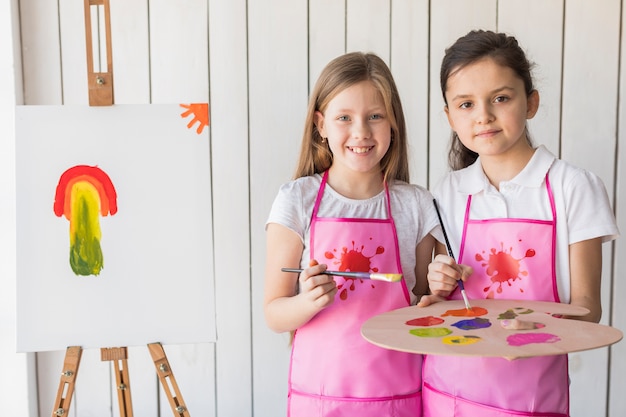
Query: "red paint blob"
405 316 445 326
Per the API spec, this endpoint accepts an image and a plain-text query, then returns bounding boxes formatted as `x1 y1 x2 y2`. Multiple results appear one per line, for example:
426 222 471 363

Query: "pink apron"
288 171 423 417
423 175 570 417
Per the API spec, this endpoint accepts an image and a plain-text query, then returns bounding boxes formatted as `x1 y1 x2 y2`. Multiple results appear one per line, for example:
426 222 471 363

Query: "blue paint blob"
452 317 492 331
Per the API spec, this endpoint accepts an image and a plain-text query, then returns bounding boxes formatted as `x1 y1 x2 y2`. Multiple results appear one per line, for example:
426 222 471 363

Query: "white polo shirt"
432 145 619 302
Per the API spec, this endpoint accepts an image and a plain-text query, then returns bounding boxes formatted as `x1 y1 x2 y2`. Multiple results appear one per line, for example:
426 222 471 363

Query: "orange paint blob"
442 306 488 317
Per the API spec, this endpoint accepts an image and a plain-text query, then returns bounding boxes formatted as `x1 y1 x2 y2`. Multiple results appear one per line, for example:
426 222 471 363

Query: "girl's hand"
417 294 448 307
298 260 337 310
427 254 473 298
265 225 339 333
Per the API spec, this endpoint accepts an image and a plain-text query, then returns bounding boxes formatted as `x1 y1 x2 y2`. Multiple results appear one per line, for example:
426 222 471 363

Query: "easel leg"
101 347 134 417
148 342 191 416
51 346 82 417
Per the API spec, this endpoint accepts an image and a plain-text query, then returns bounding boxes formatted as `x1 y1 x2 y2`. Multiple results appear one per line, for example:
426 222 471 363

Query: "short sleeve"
563 169 619 244
265 181 308 244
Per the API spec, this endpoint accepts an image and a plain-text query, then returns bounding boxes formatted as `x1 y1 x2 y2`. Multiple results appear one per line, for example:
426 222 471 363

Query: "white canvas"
15 104 216 352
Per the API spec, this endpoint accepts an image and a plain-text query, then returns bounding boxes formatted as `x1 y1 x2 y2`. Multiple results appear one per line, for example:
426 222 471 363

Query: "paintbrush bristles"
368 273 403 283
460 289 472 311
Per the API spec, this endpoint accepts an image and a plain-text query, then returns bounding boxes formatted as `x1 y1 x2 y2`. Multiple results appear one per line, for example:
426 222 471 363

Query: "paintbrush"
432 199 472 310
281 268 402 283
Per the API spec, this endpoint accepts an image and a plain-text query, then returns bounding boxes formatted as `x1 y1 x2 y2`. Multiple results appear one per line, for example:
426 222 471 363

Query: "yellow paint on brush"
369 273 403 282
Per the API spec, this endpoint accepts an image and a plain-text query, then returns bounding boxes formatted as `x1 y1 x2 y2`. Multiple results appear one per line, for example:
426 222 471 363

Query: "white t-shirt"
432 145 620 302
266 173 441 305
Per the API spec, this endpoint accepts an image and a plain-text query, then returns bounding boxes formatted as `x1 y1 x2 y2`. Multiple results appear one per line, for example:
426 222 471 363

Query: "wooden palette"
361 299 623 359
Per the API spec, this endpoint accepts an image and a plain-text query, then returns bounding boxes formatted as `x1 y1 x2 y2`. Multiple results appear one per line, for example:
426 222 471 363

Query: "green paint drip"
69 194 103 276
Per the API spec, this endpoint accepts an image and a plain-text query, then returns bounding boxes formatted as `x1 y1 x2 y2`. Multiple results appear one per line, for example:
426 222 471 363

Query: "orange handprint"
180 103 210 134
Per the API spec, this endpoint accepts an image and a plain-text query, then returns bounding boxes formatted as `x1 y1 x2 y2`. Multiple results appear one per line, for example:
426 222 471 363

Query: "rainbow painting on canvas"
53 165 117 276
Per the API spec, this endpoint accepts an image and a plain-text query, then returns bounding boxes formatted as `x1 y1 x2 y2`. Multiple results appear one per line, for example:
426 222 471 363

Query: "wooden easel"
51 343 190 417
83 0 114 106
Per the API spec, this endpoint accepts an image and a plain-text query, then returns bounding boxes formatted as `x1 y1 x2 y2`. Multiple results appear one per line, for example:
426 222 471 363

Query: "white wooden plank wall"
5 0 624 416
1 0 33 415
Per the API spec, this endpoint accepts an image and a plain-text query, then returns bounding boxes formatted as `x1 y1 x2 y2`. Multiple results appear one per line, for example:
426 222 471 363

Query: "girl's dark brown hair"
294 52 409 183
441 30 536 170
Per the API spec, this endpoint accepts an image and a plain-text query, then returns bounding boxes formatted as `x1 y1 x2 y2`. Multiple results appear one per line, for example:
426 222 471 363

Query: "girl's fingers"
459 265 474 281
429 257 472 284
433 253 456 266
301 278 337 308
298 259 337 308
299 261 336 295
417 294 447 307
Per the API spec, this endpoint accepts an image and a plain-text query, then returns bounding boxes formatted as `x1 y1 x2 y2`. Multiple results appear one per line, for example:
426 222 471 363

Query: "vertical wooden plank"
390 0 429 187
72 349 112 417
58 0 88 104
428 0 496 187
150 0 208 103
561 0 619 187
109 0 150 103
498 0 564 156
11 0 23 104
18 0 71 414
19 0 63 104
309 0 345 90
149 2 213 414
609 2 626 415
346 0 390 59
2 1 36 415
57 5 152 411
208 0 253 415
560 1 621 416
248 1 308 415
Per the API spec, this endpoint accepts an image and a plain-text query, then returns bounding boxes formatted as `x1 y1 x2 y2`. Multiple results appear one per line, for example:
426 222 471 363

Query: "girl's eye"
369 114 383 120
459 102 472 109
494 96 509 103
337 115 350 121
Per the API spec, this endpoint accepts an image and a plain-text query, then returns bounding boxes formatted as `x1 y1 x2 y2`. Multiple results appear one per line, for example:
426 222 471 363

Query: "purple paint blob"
451 317 492 331
507 332 561 346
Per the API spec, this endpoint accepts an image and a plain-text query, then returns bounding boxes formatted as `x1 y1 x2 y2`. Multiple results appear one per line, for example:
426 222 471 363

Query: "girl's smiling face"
444 57 539 161
315 80 391 177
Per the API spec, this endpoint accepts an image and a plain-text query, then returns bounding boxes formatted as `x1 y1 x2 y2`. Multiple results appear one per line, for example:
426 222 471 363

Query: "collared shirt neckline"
457 145 556 195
